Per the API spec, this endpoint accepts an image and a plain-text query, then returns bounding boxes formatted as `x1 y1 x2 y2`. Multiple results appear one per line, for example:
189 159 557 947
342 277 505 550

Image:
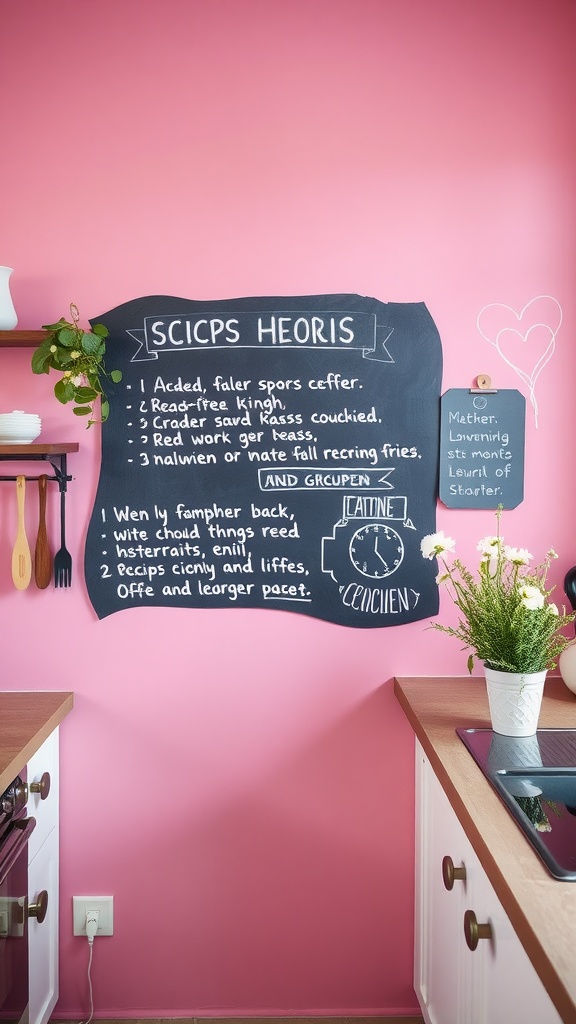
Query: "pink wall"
2 0 576 1016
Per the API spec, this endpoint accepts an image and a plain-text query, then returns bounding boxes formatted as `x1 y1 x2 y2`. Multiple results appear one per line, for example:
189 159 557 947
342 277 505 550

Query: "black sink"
457 728 576 880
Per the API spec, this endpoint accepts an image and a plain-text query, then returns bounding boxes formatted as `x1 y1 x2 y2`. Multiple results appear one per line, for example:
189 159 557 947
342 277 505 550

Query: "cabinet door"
28 831 58 1024
27 729 59 864
415 743 562 1024
27 732 60 1024
415 742 473 1024
467 864 562 1024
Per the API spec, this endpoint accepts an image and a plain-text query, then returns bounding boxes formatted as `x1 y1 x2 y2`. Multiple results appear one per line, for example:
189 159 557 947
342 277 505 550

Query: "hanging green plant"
31 303 122 426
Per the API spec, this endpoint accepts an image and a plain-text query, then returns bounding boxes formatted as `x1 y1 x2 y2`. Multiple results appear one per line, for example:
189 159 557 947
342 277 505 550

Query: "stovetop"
457 728 576 881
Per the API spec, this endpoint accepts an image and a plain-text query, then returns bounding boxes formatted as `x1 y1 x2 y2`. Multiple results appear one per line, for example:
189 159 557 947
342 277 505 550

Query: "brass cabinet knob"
464 909 492 950
29 772 51 801
442 855 466 891
28 890 48 924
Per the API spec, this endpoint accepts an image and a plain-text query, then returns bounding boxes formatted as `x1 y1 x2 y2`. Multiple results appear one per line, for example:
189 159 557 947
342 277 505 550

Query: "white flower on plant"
477 535 502 559
420 506 576 673
70 350 80 359
519 585 545 611
420 531 455 560
504 546 533 566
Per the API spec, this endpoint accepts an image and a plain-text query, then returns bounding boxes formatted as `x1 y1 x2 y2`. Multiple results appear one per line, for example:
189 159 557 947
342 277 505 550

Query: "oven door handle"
0 816 36 885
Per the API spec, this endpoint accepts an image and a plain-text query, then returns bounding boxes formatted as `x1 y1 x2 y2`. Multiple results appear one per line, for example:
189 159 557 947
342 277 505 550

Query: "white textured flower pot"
487 731 543 772
484 666 547 737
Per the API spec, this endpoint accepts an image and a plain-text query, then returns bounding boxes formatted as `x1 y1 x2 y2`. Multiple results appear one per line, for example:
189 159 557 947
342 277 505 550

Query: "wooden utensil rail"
0 444 78 492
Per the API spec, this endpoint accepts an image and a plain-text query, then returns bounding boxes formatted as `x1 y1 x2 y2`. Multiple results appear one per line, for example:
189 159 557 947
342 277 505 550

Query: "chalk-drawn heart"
494 324 555 385
476 295 562 428
477 296 562 345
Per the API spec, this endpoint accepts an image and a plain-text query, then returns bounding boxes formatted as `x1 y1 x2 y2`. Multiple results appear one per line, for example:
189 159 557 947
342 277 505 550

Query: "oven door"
0 816 36 1024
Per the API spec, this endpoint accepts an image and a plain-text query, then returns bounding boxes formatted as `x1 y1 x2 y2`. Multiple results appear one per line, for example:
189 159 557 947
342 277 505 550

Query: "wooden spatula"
12 475 32 590
34 475 52 589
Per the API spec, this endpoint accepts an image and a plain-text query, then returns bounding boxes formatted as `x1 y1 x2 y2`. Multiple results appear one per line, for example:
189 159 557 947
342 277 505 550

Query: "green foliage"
31 303 122 427
421 508 575 673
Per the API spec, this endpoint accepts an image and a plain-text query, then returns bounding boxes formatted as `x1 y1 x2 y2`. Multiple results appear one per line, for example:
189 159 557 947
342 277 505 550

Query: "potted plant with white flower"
31 303 122 426
420 507 575 736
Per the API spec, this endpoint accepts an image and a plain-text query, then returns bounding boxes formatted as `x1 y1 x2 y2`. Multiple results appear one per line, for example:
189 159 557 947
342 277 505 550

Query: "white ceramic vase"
484 665 547 737
0 267 17 329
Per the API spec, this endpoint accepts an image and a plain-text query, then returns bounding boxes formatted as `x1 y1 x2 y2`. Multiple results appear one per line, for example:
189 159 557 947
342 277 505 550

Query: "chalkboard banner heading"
129 310 394 361
439 388 525 509
85 293 443 626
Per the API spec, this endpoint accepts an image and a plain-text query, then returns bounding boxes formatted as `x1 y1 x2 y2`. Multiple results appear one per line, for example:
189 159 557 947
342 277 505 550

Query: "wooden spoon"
12 475 32 590
34 475 52 589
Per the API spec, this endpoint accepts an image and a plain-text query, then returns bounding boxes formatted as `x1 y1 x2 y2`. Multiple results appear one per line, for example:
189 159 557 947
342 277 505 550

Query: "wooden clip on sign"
470 373 498 394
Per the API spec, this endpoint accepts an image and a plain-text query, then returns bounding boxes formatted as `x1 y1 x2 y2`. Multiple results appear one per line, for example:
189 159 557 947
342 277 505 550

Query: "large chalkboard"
439 388 525 509
84 293 443 626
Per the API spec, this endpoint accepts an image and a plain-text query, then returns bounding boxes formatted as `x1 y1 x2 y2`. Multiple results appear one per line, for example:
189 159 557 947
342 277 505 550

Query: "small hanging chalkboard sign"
439 387 525 509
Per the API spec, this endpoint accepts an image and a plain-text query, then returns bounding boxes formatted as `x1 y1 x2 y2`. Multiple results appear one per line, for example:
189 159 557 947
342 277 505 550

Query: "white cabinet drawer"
27 729 59 863
28 824 58 1024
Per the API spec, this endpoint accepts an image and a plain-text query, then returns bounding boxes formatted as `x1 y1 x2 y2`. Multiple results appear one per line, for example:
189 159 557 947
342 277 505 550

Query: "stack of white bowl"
0 410 42 444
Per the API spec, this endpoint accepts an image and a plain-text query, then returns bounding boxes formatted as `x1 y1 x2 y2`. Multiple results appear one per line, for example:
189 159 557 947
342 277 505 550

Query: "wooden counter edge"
0 691 74 792
394 676 576 1024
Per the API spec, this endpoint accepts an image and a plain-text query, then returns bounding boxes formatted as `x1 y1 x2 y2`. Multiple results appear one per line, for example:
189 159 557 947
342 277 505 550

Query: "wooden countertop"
0 690 74 792
394 675 576 1024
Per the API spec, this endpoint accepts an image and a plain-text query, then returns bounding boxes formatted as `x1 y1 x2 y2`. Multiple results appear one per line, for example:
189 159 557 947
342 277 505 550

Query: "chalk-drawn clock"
348 522 404 579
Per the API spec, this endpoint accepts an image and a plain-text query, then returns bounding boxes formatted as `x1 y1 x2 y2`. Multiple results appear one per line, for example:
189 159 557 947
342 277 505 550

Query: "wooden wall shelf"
0 330 47 347
0 443 79 455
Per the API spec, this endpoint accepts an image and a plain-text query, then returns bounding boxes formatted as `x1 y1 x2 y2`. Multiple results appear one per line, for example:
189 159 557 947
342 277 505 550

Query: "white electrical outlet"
72 896 114 936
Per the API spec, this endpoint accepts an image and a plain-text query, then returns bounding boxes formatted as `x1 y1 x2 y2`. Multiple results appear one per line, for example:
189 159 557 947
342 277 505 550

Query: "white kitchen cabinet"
414 741 561 1024
27 728 60 1024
